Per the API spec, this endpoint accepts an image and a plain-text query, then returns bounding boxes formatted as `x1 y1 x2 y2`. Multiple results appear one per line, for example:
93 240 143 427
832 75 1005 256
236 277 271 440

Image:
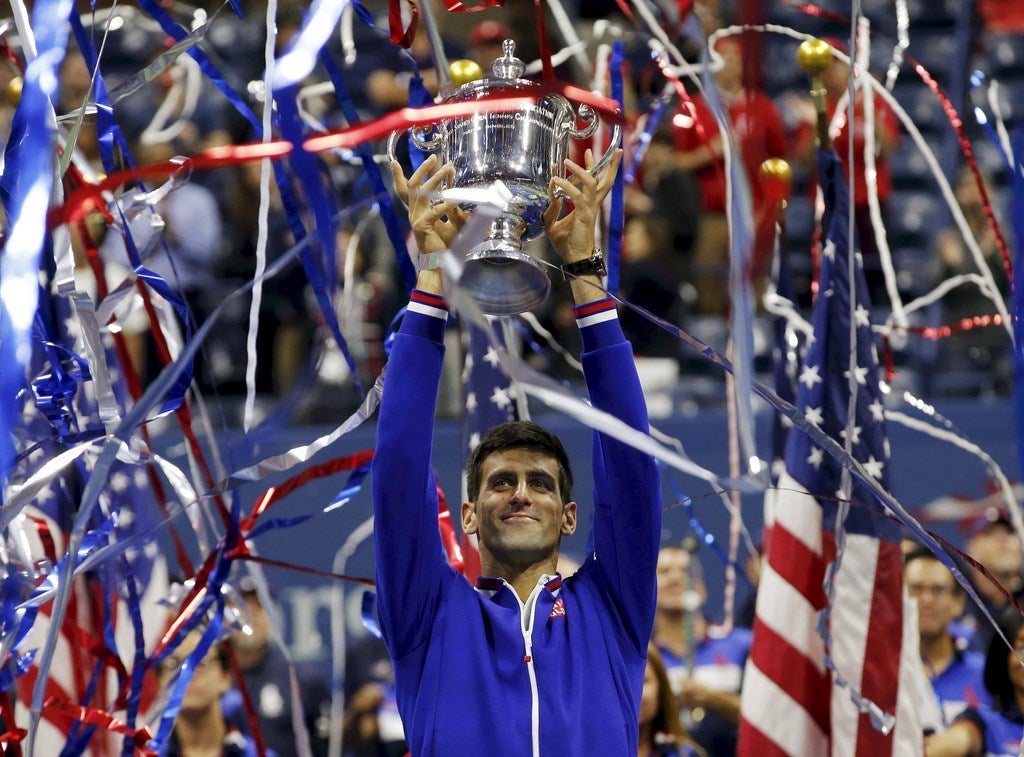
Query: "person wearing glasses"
905 548 990 736
925 606 1024 756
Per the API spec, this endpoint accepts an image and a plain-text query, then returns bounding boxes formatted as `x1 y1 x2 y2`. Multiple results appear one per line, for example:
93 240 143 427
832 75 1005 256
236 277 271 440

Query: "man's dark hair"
983 605 1024 710
904 547 962 594
465 421 574 504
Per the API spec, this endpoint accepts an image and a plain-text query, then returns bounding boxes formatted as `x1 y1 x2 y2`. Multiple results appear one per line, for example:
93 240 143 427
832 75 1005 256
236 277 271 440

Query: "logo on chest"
549 597 566 619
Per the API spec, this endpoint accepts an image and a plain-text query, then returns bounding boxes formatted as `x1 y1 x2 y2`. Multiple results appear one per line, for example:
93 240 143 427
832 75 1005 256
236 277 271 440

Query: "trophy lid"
490 39 525 80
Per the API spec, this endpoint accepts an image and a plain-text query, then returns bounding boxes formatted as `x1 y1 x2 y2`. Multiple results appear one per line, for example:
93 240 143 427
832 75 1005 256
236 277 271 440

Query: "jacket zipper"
515 579 546 757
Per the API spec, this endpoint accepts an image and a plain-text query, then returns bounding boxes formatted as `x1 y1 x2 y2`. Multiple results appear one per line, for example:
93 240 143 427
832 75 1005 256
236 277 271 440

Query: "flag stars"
483 346 501 369
854 305 870 328
110 471 130 493
468 432 481 451
844 366 868 386
465 392 478 413
869 399 885 422
862 456 885 480
839 425 862 446
804 406 824 427
807 447 824 469
490 386 512 410
799 365 823 390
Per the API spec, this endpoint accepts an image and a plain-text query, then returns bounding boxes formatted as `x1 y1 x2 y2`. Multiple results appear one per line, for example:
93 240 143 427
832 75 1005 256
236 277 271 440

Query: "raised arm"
545 150 663 651
371 157 466 657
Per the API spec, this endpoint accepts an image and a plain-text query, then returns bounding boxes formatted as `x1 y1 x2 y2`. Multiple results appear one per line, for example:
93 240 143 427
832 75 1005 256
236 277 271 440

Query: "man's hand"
543 148 622 264
391 155 468 254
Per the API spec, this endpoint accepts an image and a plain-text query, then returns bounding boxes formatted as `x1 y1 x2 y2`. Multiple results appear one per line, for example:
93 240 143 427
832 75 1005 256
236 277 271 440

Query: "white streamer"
707 24 1013 342
243 0 280 432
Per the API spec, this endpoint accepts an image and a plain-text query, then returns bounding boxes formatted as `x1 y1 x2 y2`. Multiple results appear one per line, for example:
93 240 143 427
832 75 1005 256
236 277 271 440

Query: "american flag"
5 275 167 755
738 148 921 755
458 317 519 579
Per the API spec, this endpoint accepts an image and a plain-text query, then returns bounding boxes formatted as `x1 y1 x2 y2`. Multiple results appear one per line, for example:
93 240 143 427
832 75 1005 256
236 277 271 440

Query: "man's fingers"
390 159 409 203
595 149 623 201
408 153 438 186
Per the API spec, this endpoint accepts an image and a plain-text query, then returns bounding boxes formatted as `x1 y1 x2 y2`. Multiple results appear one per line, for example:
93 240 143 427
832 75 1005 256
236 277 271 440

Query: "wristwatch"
561 248 607 280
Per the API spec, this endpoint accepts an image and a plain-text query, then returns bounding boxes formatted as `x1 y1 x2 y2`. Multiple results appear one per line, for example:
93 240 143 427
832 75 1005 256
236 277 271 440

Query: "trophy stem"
462 215 551 314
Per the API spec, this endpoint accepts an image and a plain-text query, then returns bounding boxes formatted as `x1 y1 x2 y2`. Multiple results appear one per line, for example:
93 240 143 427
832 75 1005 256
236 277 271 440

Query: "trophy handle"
386 128 447 211
385 127 444 165
563 103 622 178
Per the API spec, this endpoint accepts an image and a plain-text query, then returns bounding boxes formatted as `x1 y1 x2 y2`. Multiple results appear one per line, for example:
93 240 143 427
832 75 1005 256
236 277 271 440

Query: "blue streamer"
1010 128 1024 484
149 602 226 751
67 11 132 174
360 590 382 638
135 0 262 134
318 48 416 292
0 0 74 489
606 41 625 295
119 564 149 757
274 93 366 397
0 650 36 693
624 94 668 186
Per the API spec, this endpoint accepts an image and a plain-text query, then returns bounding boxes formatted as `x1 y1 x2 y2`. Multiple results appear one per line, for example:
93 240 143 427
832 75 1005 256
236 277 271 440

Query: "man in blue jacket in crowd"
371 147 662 756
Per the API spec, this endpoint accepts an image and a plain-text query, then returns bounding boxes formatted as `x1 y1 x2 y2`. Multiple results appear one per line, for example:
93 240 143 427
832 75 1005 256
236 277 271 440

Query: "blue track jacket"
371 291 662 756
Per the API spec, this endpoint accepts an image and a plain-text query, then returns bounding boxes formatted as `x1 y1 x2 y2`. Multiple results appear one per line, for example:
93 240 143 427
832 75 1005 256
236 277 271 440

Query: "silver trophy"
389 40 620 314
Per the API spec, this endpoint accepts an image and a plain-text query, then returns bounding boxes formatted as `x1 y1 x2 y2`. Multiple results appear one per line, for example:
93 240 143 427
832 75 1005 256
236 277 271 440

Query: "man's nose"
509 479 531 504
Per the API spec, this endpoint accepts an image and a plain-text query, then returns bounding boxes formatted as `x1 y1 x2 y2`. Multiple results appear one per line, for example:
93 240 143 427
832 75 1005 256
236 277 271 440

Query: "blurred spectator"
619 213 686 359
976 0 1024 34
226 578 331 756
218 160 315 396
924 606 1024 756
363 3 467 113
629 129 699 285
906 548 991 735
665 37 786 314
932 168 1011 392
959 511 1024 655
100 140 226 387
640 642 705 757
653 544 751 756
791 43 900 306
156 630 256 757
342 633 407 757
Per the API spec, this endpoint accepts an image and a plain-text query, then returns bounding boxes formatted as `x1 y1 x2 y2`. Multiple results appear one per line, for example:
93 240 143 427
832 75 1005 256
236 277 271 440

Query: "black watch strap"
561 249 607 280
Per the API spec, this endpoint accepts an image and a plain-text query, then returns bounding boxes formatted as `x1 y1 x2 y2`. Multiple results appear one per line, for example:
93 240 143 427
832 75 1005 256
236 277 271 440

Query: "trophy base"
462 243 551 315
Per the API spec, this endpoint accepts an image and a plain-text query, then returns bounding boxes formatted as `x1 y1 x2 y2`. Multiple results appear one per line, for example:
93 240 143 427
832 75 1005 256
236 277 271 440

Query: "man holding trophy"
371 114 663 754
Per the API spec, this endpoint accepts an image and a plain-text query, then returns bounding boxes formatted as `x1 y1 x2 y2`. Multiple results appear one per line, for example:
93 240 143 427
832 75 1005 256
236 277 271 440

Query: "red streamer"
907 56 1014 287
435 482 464 572
240 450 375 532
53 91 622 229
41 697 155 754
441 0 505 11
781 0 851 25
533 0 555 81
387 0 419 48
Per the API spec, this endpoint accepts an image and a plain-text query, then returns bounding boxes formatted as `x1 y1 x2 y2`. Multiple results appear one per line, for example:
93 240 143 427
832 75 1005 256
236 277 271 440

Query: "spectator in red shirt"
792 46 901 305
665 37 787 315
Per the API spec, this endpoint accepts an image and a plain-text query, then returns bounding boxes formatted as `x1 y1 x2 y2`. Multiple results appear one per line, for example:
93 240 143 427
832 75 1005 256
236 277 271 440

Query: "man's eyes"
490 476 553 490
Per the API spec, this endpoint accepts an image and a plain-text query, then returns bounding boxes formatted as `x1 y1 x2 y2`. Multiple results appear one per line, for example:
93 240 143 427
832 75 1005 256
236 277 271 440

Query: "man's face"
656 547 704 614
968 524 1023 583
905 558 964 639
462 449 576 566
